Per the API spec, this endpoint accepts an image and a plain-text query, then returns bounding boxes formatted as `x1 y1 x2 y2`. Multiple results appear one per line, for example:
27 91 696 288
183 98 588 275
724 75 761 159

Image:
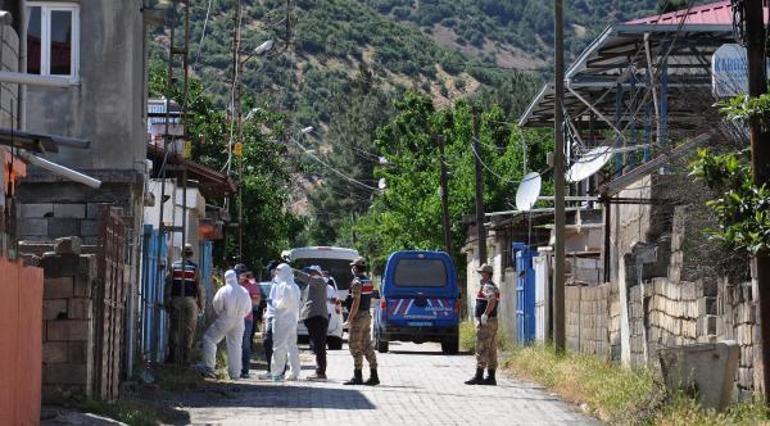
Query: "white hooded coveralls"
270 264 301 379
200 269 252 379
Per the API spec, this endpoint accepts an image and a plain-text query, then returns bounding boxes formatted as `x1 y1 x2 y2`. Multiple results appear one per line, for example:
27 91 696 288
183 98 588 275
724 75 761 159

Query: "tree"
347 91 552 271
149 59 303 269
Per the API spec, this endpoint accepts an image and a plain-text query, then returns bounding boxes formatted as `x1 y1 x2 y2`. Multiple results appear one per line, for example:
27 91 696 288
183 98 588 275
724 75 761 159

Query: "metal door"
513 243 536 344
199 240 214 309
534 255 549 343
140 225 168 363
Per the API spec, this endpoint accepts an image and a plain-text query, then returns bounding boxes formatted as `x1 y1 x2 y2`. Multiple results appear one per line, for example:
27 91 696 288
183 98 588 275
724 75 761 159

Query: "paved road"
178 340 595 425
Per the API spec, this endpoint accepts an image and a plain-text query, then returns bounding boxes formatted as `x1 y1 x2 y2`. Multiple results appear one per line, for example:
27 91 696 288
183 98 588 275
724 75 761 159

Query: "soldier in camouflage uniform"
465 263 500 386
343 257 379 386
165 244 205 365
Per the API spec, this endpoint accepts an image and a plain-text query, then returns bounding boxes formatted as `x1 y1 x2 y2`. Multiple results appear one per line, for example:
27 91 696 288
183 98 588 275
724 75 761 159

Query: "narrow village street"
175 342 594 425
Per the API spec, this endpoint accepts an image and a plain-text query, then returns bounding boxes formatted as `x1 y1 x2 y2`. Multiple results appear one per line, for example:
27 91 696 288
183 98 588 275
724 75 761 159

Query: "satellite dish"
566 146 613 183
515 172 542 211
378 178 387 190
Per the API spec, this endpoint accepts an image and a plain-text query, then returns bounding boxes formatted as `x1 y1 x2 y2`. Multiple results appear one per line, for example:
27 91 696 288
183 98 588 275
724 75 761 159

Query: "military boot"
464 368 485 385
364 368 380 386
344 369 364 385
482 369 497 386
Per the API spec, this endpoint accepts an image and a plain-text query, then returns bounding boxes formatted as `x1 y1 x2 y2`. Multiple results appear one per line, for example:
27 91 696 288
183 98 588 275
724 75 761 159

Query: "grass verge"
459 319 513 353
76 398 162 426
503 345 770 425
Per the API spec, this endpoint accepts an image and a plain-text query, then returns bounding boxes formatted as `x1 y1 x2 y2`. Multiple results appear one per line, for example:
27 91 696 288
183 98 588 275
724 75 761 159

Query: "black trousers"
304 316 328 375
263 318 273 372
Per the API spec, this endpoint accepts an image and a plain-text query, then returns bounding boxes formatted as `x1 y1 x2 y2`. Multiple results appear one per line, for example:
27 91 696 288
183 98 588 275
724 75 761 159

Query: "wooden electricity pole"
553 0 567 353
231 0 243 261
743 0 770 398
472 109 487 265
438 134 452 254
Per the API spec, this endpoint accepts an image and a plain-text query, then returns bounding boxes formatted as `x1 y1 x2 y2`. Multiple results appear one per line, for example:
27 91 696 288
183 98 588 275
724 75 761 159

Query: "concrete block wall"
38 238 97 402
717 279 757 397
497 267 517 345
637 279 706 368
18 202 103 245
565 282 615 358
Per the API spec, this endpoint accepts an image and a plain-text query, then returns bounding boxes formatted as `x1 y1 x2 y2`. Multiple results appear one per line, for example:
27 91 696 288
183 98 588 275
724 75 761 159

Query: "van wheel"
441 335 459 355
327 336 343 351
376 331 389 353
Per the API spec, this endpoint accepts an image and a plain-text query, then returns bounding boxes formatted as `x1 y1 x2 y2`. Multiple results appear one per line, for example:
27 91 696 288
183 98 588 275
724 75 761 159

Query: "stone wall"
37 238 98 402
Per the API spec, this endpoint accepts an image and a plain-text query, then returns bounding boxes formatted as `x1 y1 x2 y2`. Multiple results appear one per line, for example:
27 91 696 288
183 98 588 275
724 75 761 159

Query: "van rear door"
381 253 459 327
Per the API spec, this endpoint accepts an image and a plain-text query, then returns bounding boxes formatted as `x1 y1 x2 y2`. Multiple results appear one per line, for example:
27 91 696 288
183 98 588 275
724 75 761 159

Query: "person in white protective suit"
196 269 252 379
270 263 302 381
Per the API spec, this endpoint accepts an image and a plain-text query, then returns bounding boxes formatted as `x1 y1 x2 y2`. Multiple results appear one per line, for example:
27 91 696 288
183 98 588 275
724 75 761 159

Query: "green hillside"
359 0 678 59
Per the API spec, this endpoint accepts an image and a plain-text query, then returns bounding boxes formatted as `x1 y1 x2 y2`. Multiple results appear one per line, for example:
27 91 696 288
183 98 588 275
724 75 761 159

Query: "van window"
394 259 447 287
292 258 354 290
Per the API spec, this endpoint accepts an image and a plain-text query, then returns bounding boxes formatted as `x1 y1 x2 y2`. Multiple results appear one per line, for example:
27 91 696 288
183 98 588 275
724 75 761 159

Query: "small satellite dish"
515 172 542 211
378 178 387 190
567 146 613 183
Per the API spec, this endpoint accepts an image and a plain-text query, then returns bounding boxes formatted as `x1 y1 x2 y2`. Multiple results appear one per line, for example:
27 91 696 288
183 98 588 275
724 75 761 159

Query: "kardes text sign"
712 44 770 98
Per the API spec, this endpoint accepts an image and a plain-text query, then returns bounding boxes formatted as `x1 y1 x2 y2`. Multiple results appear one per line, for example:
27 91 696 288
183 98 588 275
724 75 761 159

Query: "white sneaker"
258 372 272 380
286 375 299 381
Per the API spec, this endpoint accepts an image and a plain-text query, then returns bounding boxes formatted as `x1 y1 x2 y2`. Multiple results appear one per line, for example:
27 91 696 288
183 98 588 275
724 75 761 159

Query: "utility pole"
553 0 567 353
231 0 243 261
438 134 452 254
743 0 770 398
472 108 487 265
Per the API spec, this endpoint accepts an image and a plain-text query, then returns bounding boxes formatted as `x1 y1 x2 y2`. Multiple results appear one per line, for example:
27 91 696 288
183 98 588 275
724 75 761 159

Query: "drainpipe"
17 3 25 130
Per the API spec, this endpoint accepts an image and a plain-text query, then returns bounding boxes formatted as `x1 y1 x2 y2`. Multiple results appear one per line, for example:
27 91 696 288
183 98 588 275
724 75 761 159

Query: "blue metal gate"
140 225 169 363
199 240 214 309
513 242 537 344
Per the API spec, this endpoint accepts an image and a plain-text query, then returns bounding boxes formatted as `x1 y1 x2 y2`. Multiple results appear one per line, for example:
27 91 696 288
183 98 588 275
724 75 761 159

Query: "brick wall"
38 238 98 401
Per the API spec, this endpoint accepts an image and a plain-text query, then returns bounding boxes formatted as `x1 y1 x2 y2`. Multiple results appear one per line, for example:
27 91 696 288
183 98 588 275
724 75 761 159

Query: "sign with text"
712 43 770 98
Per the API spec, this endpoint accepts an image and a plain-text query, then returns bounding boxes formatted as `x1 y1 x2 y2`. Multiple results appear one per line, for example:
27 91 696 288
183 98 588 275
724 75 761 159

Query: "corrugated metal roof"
627 1 735 25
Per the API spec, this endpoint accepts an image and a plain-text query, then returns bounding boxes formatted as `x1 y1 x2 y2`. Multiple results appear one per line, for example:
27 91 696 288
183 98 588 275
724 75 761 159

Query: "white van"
282 246 360 350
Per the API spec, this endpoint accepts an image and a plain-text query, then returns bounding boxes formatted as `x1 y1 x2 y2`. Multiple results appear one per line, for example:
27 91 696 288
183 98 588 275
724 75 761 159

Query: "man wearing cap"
165 243 205 365
343 257 379 386
465 263 500 386
295 265 329 381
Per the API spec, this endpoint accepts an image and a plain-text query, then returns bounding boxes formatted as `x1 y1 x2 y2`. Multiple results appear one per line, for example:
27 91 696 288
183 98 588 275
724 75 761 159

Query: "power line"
289 136 379 191
193 0 215 69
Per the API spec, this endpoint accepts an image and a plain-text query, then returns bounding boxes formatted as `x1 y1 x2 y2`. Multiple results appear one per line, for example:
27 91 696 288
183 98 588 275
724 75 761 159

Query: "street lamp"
234 39 274 260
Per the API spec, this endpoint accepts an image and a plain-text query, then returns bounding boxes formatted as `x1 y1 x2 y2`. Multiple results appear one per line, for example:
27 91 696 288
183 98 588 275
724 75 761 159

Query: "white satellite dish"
566 146 613 183
515 172 542 211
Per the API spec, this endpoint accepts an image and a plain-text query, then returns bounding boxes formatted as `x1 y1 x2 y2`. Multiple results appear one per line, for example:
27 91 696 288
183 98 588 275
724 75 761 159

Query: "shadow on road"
174 382 377 412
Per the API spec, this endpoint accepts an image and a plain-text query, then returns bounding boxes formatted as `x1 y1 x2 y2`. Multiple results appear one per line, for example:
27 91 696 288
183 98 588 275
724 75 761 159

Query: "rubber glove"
481 313 488 326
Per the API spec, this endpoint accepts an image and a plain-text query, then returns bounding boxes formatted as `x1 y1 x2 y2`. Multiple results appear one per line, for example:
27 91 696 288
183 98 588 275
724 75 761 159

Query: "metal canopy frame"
519 24 733 130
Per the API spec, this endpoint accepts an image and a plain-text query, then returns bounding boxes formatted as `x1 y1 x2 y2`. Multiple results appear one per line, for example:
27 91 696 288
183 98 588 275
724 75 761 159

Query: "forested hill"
150 0 688 130
359 0 673 62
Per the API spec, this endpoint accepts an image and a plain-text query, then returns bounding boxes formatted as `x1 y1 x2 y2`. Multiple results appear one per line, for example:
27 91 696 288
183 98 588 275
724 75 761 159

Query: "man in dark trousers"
259 260 280 379
295 265 329 381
